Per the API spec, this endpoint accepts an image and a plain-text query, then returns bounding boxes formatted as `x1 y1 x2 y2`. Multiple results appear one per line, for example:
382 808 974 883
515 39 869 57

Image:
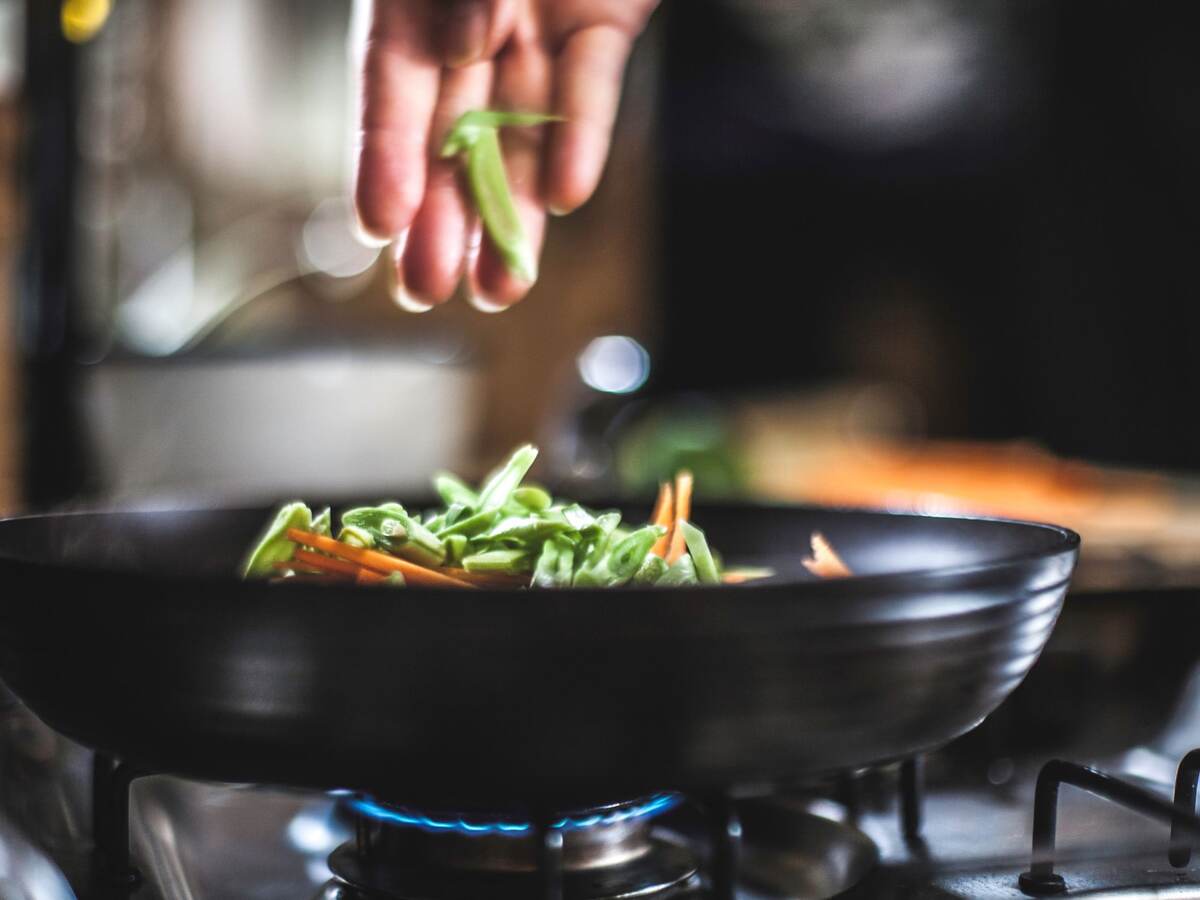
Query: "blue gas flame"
347 792 680 837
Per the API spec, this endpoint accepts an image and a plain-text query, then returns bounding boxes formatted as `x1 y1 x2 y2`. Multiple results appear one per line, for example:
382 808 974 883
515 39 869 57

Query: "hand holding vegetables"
352 0 659 311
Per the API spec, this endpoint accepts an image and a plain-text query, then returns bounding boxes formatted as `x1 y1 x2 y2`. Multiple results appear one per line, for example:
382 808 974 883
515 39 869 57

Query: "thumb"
438 0 514 68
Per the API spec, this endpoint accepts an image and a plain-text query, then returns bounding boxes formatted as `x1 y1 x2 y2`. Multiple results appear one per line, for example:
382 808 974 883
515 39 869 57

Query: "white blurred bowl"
81 352 478 504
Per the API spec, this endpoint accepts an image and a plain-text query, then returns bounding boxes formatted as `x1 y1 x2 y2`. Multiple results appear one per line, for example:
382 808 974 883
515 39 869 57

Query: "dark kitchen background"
1 0 1198 582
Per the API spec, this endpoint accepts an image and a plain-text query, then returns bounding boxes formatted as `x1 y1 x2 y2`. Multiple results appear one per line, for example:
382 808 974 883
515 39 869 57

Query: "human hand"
353 0 659 311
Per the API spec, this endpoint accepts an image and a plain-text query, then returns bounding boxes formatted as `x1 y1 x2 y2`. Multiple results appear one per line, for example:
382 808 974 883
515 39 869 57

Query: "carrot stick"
802 532 853 579
356 568 388 585
293 548 362 579
649 481 675 558
665 471 694 564
287 529 475 589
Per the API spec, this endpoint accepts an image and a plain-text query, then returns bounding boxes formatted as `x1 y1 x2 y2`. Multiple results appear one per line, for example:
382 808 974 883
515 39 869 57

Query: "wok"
0 503 1077 814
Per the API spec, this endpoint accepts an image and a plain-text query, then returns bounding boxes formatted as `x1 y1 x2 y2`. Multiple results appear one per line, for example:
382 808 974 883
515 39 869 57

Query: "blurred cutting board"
735 396 1200 593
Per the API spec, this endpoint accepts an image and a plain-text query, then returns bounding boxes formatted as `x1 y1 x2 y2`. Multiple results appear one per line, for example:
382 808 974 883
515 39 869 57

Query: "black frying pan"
0 503 1077 814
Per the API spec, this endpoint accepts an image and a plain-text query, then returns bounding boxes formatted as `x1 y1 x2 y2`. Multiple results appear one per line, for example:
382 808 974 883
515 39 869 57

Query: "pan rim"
0 500 1080 598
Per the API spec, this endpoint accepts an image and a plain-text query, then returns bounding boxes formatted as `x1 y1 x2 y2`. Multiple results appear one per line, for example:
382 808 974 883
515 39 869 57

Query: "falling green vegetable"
441 110 562 282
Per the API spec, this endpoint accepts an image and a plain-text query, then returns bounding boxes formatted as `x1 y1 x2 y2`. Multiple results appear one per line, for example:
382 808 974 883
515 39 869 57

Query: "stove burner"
325 795 698 900
326 838 697 900
347 793 681 837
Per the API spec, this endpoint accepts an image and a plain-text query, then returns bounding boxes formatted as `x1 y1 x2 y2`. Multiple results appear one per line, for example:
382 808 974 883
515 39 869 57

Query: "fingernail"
389 277 434 313
387 233 433 312
353 214 394 249
547 204 570 218
467 292 510 314
441 0 488 67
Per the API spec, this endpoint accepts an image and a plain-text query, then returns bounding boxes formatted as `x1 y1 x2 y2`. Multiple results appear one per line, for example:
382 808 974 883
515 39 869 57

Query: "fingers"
354 0 440 243
398 61 494 306
438 0 515 67
469 37 553 307
544 25 633 216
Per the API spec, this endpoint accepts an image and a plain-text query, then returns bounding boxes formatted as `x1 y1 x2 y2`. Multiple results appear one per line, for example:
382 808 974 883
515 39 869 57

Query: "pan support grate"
1018 749 1200 895
86 751 930 900
704 755 926 900
91 752 148 896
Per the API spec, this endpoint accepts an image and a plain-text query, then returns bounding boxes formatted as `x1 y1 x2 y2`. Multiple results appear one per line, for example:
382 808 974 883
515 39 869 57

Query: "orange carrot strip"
293 548 362 579
287 530 475 589
802 532 853 579
665 471 694 564
356 568 388 585
649 481 675 558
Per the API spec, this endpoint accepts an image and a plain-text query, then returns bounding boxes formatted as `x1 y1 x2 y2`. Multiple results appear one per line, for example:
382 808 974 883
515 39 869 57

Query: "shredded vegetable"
243 444 764 589
802 532 853 578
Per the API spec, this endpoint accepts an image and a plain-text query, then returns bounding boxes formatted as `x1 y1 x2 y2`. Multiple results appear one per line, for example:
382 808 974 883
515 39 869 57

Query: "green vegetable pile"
242 444 741 589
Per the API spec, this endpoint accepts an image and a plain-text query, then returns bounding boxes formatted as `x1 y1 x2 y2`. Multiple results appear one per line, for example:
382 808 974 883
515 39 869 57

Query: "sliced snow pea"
512 485 552 512
434 472 479 508
533 540 561 588
680 520 720 585
441 111 561 281
242 502 311 578
463 548 532 574
477 444 538 512
659 555 699 586
609 525 667 581
633 553 669 585
444 534 469 565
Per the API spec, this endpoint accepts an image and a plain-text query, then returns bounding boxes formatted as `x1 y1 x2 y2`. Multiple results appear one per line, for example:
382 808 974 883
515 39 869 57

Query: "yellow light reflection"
61 0 111 44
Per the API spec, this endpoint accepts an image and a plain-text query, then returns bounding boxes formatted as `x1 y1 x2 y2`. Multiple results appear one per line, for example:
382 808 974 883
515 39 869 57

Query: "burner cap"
327 795 698 900
328 837 698 900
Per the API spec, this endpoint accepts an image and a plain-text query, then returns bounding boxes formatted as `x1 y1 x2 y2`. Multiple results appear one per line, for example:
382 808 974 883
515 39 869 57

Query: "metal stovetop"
7 729 1200 900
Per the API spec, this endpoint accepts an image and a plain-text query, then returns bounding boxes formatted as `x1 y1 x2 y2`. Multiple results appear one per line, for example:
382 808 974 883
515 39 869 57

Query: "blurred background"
1 0 1198 587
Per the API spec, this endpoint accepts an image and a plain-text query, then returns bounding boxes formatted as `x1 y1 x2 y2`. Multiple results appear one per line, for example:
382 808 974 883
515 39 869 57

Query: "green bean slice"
680 520 720 585
311 507 332 537
659 555 698 586
512 485 552 512
242 502 311 578
477 444 538 512
441 111 563 283
337 524 375 549
434 473 478 508
632 553 669 585
533 540 561 588
441 110 564 156
444 534 469 565
471 129 536 280
463 548 532 574
609 525 667 580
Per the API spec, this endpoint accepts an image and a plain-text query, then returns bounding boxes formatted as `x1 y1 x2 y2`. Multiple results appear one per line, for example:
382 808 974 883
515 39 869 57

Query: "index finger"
354 0 441 243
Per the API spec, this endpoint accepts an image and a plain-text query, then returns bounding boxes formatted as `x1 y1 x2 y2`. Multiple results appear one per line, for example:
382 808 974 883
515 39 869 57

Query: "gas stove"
4 590 1200 900
9 741 1200 900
